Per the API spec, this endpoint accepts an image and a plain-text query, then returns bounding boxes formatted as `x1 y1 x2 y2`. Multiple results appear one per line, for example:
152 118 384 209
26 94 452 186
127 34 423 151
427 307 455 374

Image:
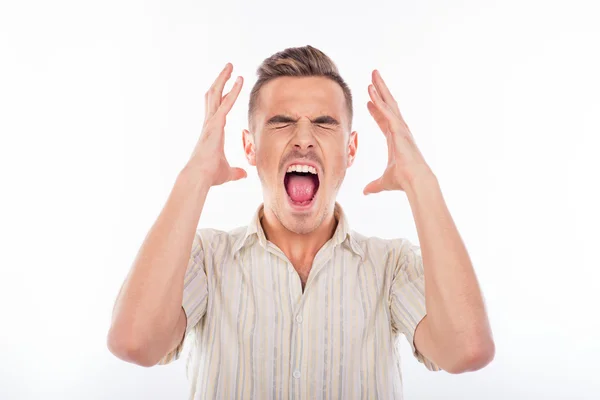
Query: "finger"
368 84 399 124
367 101 388 133
205 65 232 117
372 70 398 109
214 93 229 116
228 167 247 181
372 70 406 123
214 91 232 115
367 101 393 163
363 176 384 195
214 76 243 118
206 63 234 117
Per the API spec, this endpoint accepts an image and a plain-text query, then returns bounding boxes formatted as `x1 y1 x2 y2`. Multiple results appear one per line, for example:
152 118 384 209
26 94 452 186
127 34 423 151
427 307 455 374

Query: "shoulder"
195 226 248 253
349 230 422 274
349 230 418 257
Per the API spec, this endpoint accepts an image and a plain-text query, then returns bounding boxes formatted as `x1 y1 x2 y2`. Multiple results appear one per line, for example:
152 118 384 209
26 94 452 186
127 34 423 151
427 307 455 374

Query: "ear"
242 129 256 166
347 130 358 167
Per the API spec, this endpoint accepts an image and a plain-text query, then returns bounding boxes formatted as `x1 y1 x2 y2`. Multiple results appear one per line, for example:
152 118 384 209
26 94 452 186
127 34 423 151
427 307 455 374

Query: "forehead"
255 76 348 124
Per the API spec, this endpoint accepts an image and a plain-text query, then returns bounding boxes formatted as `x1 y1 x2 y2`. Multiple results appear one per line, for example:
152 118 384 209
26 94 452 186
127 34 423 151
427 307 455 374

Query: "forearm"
405 173 493 354
107 166 210 356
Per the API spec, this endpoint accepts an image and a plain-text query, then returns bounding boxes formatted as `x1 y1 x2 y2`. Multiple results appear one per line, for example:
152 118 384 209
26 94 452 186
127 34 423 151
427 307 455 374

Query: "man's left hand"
363 69 434 195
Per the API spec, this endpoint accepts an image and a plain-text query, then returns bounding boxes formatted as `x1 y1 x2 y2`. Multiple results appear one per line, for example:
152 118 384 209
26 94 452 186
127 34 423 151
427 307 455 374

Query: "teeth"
286 164 317 174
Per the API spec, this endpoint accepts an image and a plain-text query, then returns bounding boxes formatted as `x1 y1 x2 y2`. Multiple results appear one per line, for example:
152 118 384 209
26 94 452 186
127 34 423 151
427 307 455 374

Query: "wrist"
404 167 438 197
177 164 213 194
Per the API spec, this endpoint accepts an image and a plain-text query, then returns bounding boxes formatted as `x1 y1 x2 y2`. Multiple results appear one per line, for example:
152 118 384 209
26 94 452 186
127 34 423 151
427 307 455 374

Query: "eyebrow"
265 114 340 126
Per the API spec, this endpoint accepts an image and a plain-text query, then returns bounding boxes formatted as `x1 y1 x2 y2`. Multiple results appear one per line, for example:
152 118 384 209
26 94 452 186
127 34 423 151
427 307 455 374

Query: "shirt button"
296 314 303 323
293 370 301 379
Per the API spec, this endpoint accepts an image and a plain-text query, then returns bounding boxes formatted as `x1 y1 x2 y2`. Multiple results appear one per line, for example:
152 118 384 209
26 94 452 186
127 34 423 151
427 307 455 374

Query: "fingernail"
236 76 242 84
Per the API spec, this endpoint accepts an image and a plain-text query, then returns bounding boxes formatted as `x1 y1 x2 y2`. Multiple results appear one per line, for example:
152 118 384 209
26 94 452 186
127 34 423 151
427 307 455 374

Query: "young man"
107 45 494 399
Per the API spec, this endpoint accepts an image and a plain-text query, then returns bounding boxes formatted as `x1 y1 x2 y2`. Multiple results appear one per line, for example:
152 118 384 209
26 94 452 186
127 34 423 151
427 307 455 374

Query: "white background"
1 0 599 399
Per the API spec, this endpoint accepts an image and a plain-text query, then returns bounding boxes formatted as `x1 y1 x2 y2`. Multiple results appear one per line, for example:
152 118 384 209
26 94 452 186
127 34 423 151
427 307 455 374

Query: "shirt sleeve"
389 238 441 372
157 230 208 365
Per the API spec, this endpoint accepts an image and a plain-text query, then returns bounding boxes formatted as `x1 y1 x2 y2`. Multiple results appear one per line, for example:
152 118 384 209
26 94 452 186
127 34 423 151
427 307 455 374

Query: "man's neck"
260 206 338 268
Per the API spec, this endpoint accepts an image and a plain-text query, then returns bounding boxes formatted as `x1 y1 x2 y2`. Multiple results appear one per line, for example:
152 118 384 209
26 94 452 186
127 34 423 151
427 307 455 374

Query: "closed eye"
273 123 332 130
312 116 340 126
316 124 333 130
265 115 340 129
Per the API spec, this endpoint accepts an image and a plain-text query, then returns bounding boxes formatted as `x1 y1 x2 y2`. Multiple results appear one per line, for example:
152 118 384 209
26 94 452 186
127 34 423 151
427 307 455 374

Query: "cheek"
255 147 279 182
325 142 349 168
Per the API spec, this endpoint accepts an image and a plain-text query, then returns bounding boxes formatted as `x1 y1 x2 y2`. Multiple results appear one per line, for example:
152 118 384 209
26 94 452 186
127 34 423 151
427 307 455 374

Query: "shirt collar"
232 202 364 260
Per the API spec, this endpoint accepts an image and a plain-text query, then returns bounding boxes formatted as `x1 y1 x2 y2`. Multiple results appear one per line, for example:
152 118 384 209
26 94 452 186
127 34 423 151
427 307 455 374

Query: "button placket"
287 263 305 398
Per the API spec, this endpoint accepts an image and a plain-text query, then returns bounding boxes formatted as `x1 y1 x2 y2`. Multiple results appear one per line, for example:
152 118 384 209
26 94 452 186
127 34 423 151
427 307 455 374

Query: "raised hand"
186 63 247 187
363 69 434 195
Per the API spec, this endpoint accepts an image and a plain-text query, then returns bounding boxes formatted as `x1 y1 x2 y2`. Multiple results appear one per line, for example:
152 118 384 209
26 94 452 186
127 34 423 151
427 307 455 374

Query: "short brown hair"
248 45 353 130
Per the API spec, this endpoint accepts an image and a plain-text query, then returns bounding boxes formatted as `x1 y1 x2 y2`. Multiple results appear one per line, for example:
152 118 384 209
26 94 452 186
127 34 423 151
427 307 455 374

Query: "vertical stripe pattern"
157 202 441 399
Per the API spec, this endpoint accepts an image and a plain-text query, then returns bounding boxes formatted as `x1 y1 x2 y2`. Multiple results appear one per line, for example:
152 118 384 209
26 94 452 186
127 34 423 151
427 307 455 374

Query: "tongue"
286 174 316 203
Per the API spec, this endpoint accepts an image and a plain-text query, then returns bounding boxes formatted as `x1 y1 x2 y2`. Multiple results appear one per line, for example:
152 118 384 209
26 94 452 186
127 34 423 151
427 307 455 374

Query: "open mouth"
283 164 320 207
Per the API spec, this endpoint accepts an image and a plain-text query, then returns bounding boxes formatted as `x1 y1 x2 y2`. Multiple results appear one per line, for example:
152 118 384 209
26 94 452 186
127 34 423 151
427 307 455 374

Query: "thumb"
228 167 247 181
363 176 384 195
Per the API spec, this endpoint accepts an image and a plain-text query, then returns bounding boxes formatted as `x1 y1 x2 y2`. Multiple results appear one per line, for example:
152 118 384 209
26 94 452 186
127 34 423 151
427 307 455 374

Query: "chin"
282 219 319 235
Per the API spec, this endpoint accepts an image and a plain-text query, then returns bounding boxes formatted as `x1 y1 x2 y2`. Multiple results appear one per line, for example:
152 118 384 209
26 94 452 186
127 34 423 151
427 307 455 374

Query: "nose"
293 118 315 150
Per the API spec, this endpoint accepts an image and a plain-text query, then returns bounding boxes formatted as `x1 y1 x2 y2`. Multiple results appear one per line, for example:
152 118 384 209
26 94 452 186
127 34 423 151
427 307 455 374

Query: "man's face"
243 76 358 235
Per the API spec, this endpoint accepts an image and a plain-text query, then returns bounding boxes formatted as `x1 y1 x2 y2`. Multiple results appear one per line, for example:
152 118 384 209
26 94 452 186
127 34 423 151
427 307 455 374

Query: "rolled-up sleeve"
157 230 208 365
389 239 441 372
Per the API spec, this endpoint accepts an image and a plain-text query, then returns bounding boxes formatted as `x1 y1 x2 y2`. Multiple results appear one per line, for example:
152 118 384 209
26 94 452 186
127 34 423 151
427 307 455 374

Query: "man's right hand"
185 62 247 187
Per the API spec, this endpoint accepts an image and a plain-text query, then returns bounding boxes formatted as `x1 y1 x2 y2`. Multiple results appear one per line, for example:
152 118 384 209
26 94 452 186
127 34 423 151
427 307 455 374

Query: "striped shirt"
158 202 441 399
